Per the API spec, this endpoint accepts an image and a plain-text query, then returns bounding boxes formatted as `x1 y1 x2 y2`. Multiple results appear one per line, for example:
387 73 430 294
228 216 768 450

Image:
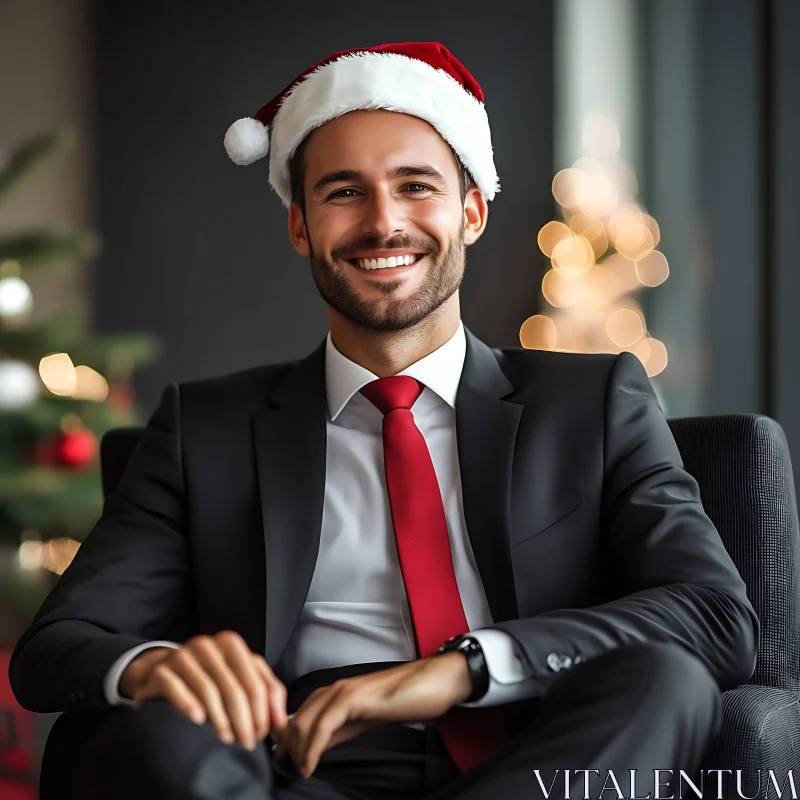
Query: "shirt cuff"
104 641 180 707
458 628 536 708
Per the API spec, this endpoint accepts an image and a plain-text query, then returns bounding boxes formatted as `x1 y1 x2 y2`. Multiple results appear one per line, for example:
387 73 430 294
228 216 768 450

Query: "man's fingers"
216 633 269 741
299 693 354 777
254 655 288 733
191 639 256 749
137 663 206 725
288 683 353 777
172 647 240 745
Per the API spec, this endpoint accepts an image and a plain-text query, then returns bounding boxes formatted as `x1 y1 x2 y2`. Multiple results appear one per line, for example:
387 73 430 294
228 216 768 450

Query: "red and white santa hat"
223 42 500 208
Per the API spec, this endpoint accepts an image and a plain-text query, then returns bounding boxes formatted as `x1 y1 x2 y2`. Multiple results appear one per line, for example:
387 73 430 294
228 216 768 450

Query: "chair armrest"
702 684 800 796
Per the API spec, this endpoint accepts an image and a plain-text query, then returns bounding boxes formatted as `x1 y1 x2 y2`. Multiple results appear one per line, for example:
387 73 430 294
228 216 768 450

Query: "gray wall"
90 2 554 410
774 0 800 489
644 0 799 493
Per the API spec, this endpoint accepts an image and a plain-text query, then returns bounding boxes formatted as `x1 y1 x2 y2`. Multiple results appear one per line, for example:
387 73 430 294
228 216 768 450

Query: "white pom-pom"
224 117 270 165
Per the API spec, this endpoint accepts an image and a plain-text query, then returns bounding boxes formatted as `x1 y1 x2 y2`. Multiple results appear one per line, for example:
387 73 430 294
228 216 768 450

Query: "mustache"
331 234 440 261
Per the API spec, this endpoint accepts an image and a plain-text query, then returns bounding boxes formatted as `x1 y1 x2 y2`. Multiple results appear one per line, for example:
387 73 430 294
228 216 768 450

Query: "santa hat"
223 42 500 208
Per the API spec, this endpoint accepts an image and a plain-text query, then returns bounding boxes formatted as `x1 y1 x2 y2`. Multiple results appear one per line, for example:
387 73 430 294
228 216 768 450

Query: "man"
10 42 758 800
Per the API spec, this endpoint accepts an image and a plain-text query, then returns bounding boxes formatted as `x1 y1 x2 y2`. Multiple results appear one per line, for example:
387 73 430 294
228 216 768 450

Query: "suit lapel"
253 341 328 666
456 329 523 624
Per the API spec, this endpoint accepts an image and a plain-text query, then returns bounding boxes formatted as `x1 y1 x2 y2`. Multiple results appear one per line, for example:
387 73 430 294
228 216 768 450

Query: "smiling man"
10 42 758 800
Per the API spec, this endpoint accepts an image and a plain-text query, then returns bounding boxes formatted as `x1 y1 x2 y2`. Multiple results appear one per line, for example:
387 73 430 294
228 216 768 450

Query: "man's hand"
273 651 472 778
119 630 288 750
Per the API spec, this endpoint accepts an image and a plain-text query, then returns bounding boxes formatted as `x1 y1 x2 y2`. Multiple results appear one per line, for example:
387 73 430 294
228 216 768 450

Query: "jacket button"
560 655 573 670
546 652 562 672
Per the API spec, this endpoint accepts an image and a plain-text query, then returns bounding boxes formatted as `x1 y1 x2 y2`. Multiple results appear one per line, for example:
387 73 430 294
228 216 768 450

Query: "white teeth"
356 254 420 270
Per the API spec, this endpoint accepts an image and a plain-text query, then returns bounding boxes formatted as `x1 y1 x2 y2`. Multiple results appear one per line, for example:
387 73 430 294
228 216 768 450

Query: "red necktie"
360 376 508 773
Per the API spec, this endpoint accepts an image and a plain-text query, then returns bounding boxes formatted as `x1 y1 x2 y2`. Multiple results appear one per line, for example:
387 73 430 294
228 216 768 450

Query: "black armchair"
39 414 800 798
666 416 800 795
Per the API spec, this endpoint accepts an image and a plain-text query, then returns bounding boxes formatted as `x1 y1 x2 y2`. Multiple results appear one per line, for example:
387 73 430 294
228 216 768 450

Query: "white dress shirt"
105 323 535 711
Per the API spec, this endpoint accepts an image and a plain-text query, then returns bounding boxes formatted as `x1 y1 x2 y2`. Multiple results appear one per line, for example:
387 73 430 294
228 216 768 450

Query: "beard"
308 220 466 332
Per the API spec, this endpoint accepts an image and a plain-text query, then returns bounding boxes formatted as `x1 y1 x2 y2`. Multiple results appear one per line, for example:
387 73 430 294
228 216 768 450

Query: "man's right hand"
119 630 288 751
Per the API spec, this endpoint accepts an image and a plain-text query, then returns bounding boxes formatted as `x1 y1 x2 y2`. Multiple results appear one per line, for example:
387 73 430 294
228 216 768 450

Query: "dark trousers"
64 641 721 800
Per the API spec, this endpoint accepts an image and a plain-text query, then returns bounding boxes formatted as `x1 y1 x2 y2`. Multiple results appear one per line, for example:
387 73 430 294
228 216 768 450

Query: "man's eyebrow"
311 165 448 196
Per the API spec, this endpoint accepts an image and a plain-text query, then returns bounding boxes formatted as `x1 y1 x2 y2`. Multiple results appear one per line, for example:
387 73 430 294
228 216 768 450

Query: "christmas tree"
0 128 159 638
520 114 670 378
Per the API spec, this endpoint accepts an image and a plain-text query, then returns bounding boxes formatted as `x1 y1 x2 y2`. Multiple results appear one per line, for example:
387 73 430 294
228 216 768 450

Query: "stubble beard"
308 221 466 332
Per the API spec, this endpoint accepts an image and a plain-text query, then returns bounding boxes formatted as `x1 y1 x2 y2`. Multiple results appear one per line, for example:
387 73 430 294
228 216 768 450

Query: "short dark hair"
288 131 476 217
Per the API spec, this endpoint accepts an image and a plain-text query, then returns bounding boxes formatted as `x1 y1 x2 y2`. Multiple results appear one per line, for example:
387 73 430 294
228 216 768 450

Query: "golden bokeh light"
584 265 627 307
538 142 669 377
642 213 661 248
552 234 595 275
537 221 572 257
576 171 619 217
599 253 641 291
642 337 668 377
519 314 558 351
566 214 608 259
39 353 77 396
73 365 110 402
605 308 645 348
608 204 644 240
614 223 655 260
38 353 109 401
552 169 581 208
635 250 670 287
542 269 585 308
630 337 652 363
40 537 81 575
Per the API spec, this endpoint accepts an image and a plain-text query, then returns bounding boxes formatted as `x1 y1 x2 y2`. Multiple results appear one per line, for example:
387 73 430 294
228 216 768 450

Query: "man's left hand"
271 651 472 778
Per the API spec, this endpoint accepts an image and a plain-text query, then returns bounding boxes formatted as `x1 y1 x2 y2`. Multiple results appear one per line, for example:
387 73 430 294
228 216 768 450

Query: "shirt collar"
325 322 467 421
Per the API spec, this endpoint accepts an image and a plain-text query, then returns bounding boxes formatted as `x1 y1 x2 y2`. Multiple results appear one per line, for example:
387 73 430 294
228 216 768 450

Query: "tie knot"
360 376 424 415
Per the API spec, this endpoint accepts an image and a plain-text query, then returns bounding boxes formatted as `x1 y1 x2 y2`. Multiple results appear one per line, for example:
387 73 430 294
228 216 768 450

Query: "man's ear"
463 185 488 245
288 201 311 257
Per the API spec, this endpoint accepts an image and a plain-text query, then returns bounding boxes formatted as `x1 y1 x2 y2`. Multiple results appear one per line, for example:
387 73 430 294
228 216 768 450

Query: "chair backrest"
101 414 800 689
667 414 800 690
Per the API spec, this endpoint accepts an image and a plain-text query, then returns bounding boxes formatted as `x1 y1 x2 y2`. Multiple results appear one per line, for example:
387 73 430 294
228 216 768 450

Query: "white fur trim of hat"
223 43 500 209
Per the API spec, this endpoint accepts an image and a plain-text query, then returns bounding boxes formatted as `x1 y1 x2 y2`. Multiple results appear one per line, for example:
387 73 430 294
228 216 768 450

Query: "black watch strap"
436 634 489 703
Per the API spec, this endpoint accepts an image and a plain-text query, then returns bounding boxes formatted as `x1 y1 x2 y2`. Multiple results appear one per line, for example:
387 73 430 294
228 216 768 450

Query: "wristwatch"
436 634 489 703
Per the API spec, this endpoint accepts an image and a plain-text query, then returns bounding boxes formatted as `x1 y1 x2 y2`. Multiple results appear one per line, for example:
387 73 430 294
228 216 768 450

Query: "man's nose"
362 187 405 240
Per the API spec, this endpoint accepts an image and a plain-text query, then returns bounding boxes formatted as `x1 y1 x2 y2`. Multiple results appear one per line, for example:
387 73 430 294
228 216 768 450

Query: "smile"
348 253 424 271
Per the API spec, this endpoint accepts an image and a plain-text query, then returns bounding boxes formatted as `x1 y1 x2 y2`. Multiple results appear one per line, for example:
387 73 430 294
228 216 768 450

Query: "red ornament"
51 429 97 468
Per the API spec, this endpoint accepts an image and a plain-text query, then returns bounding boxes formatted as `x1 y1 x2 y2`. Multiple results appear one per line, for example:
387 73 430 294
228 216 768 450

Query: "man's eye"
330 188 359 199
405 184 431 192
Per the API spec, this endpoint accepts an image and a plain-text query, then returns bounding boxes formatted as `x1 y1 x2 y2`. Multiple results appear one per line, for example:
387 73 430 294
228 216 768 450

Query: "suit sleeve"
488 351 760 699
8 383 198 713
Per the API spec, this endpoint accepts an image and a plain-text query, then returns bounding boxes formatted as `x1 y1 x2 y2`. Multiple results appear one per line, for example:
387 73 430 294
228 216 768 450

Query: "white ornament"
0 360 41 409
0 276 34 318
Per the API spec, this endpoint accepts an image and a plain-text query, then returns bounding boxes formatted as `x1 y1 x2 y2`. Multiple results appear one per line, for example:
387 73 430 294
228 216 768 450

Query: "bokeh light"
520 314 558 350
524 113 669 374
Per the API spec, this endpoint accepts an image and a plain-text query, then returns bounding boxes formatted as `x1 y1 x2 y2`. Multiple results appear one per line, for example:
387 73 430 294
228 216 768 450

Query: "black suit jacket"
9 328 759 716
